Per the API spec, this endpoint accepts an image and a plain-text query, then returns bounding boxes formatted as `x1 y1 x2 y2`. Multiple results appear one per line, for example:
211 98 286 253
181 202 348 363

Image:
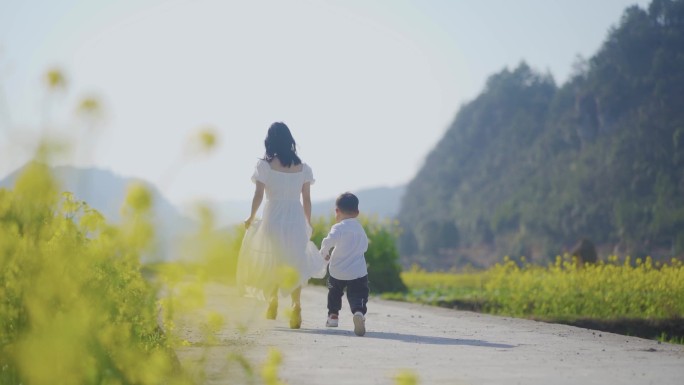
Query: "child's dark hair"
336 192 359 214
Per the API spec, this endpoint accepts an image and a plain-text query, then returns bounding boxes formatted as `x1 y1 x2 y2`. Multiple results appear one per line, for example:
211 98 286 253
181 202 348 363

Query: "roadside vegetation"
386 256 684 343
399 1 684 267
0 67 412 384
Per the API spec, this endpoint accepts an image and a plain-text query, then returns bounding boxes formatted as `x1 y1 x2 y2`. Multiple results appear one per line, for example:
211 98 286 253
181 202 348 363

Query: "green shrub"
310 216 407 293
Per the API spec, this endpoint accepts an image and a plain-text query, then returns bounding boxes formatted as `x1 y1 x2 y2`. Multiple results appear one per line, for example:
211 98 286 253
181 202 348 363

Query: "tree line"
399 0 684 268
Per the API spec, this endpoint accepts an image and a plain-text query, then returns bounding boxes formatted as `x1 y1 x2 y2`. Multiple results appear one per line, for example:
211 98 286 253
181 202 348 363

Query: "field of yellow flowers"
0 160 294 385
0 163 186 384
393 256 684 342
0 67 431 384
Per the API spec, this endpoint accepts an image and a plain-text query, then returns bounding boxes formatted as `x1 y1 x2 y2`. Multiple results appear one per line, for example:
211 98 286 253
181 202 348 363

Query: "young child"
319 192 369 336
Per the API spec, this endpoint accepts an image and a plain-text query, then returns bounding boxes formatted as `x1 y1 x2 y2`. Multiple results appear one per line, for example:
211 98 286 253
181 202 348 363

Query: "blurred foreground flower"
0 165 187 384
194 202 215 232
261 348 285 385
45 68 66 90
394 370 420 385
33 137 71 163
120 182 155 251
76 96 104 122
189 126 218 155
199 128 217 151
123 182 153 214
178 201 242 283
160 126 220 187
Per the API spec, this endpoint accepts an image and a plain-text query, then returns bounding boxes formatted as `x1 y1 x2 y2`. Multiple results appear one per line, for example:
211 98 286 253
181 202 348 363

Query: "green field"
386 256 684 343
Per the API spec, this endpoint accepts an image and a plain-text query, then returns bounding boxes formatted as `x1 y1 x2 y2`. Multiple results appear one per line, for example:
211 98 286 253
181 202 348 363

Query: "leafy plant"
397 255 684 322
310 216 407 293
399 0 684 267
0 163 187 384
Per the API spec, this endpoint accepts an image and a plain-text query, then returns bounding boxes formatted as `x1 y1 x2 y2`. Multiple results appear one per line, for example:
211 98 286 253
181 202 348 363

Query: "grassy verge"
384 256 684 343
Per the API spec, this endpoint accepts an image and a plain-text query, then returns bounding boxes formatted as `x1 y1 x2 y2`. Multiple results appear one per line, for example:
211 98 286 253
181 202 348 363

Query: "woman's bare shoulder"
270 157 304 172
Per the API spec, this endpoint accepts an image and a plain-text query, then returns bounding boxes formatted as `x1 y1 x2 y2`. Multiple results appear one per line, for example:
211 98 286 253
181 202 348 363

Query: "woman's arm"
245 181 265 228
302 182 312 226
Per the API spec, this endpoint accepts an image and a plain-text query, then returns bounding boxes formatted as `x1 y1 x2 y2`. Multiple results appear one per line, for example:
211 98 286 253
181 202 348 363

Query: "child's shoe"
325 314 339 327
352 312 365 336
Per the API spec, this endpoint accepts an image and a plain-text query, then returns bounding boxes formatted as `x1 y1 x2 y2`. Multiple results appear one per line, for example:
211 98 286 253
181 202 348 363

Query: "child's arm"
319 225 340 261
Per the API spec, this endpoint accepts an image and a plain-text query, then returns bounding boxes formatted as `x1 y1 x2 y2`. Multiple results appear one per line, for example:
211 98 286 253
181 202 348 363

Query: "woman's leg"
266 287 278 320
289 286 302 329
290 286 302 308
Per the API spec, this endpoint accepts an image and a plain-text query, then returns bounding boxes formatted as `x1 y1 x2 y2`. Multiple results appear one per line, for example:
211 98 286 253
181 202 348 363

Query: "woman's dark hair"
263 122 302 167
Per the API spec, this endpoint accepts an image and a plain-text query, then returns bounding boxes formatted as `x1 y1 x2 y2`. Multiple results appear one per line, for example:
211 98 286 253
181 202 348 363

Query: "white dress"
236 159 327 300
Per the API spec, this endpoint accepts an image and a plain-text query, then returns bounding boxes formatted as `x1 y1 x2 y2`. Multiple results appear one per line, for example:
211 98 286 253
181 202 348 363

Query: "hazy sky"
0 0 650 208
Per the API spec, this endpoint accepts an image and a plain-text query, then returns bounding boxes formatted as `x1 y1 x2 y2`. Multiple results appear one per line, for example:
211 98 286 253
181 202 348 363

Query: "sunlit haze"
0 0 649 208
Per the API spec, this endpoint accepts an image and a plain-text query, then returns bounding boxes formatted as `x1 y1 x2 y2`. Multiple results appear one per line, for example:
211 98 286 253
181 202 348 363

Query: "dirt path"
175 284 684 385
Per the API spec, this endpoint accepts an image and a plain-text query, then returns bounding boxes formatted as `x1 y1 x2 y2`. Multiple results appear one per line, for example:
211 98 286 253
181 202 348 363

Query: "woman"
236 122 325 329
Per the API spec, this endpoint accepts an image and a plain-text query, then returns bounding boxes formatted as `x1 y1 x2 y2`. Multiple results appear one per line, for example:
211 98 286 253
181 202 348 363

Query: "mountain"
398 0 684 268
0 164 196 260
1 164 406 244
311 185 406 219
214 185 406 227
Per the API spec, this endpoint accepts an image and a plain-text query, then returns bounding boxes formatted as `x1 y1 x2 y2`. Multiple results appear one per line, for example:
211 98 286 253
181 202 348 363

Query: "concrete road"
175 284 684 385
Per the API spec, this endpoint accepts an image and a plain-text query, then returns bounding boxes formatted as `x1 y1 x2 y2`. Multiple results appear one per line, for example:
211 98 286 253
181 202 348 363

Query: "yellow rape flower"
45 68 66 89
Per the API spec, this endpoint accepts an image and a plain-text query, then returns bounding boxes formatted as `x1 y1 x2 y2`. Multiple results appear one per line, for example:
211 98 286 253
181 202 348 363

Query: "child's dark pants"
327 274 369 315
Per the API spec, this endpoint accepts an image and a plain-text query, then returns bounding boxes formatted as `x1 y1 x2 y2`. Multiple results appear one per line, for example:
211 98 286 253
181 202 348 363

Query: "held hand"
244 216 254 229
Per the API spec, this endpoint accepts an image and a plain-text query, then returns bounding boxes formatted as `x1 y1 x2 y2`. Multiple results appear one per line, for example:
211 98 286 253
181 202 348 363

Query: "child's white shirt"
319 218 369 280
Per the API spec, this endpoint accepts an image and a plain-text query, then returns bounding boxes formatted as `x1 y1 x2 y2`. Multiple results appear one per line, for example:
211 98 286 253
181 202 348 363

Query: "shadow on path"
275 327 516 348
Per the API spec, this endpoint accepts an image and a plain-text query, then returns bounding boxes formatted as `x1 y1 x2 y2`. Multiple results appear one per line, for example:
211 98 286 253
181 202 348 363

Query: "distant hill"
311 185 406 219
0 164 406 245
214 185 406 226
0 164 196 260
399 0 684 268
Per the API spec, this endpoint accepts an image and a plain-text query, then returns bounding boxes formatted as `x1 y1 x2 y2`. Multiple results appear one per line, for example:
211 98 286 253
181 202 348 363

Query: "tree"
399 0 684 268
